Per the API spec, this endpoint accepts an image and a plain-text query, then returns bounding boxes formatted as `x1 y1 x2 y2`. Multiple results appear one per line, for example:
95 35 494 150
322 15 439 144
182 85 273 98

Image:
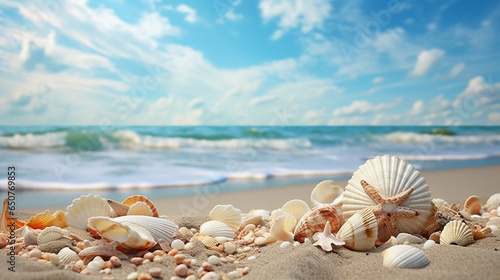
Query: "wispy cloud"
409 49 445 77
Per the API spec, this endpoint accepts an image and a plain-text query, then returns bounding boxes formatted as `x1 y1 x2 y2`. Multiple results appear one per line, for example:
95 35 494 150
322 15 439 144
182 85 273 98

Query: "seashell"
37 226 68 245
105 215 177 245
57 247 80 265
310 180 344 207
127 201 154 216
271 212 297 242
423 239 436 249
432 198 450 209
209 204 242 231
200 220 235 240
342 155 432 242
107 199 130 217
429 231 441 244
25 210 55 230
440 220 473 246
396 233 424 245
484 193 500 212
51 210 68 228
38 238 73 254
294 204 341 243
122 195 158 217
24 229 39 246
65 194 111 230
79 240 128 259
382 245 430 269
312 221 345 251
486 216 500 228
463 195 482 215
281 199 310 222
193 234 220 251
0 198 25 231
336 208 378 251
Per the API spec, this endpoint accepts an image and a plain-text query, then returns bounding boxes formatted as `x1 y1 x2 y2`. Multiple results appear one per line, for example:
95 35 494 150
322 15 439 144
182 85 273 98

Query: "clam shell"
57 247 80 265
122 195 158 217
484 193 500 212
200 220 235 240
311 180 344 207
113 215 179 244
463 195 482 215
37 226 68 245
65 194 111 230
342 155 432 241
127 201 154 216
440 220 473 246
271 212 296 242
336 208 378 251
382 245 430 269
51 210 68 228
209 204 242 231
293 204 341 243
396 233 424 245
281 199 310 222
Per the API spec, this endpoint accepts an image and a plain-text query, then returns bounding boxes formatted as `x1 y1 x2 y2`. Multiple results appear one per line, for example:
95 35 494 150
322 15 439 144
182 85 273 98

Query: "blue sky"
0 0 499 125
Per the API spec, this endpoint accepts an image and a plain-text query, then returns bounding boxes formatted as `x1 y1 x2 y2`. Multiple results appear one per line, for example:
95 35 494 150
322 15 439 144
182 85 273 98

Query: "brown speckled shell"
293 204 341 242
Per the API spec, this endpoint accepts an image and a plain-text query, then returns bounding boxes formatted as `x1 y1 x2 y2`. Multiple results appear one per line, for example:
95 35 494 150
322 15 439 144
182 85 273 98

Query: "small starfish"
312 221 345 251
361 180 420 240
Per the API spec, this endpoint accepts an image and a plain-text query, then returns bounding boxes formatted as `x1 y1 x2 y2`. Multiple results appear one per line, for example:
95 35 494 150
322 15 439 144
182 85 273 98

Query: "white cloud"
176 4 198 23
409 49 445 77
449 62 465 78
225 9 244 21
303 109 324 123
488 112 500 124
372 77 384 84
427 23 437 30
333 98 401 116
410 100 424 115
250 95 275 106
259 0 332 39
188 98 204 109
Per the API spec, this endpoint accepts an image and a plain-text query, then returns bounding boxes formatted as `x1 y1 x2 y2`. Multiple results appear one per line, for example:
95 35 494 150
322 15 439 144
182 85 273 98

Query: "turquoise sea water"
1 126 500 208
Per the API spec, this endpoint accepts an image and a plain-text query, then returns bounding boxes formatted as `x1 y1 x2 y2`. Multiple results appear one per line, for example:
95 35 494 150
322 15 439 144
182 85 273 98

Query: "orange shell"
463 195 482 215
1 198 25 231
293 204 341 242
26 210 55 230
51 210 68 228
122 195 158 217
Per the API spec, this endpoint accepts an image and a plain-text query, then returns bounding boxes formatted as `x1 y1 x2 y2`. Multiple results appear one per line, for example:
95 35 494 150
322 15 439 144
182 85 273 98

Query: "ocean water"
1 126 500 208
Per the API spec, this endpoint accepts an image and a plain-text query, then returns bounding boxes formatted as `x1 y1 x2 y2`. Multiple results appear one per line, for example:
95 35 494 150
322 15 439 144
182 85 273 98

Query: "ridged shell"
127 201 154 216
78 241 128 259
282 199 310 222
271 212 296 242
57 247 80 265
1 198 25 231
122 195 158 217
26 210 55 230
200 220 235 240
87 216 157 250
65 194 111 230
396 233 424 244
294 204 341 243
113 215 178 244
382 245 430 269
311 180 344 207
336 208 378 251
440 220 474 246
463 195 482 215
342 155 432 241
51 210 68 228
209 204 242 231
37 226 68 245
484 193 500 212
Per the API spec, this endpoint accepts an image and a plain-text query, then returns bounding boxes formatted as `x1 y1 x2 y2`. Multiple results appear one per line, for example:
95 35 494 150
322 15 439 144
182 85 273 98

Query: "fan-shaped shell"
57 247 80 265
463 195 482 215
26 210 55 230
127 201 154 216
37 226 68 245
271 212 296 242
209 204 242 231
484 193 500 212
200 220 235 240
440 220 473 246
122 195 158 217
65 194 111 230
342 155 432 241
336 208 378 251
294 204 341 243
113 215 178 244
282 199 310 222
382 245 430 269
311 180 344 207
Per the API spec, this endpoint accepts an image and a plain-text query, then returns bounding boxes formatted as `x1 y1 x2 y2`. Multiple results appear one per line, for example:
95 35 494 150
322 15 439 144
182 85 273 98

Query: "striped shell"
342 155 432 241
336 208 378 251
209 204 242 231
463 195 482 215
311 180 344 207
200 220 235 240
122 195 158 217
294 204 341 243
57 247 80 265
127 201 154 216
65 194 111 230
382 245 430 269
37 226 68 245
440 220 474 246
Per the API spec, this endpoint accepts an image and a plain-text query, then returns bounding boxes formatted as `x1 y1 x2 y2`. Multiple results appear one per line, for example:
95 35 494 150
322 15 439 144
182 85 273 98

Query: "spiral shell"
293 204 341 243
440 220 474 246
382 245 430 269
336 208 378 251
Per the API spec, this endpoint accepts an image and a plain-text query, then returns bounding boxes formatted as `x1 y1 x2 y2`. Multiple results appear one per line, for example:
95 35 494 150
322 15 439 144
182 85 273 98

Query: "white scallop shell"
281 199 310 222
270 212 296 242
336 208 378 251
209 204 242 231
65 194 111 230
382 245 430 269
484 193 500 212
57 247 80 265
127 201 154 216
200 220 235 240
311 180 344 207
113 215 179 244
396 233 425 245
37 226 68 245
440 220 473 246
342 155 432 241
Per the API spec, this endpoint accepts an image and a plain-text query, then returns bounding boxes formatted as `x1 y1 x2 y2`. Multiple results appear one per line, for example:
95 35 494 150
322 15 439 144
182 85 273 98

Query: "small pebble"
202 261 214 271
41 253 50 261
138 272 153 280
190 228 197 233
142 259 151 265
184 242 194 250
490 225 499 232
86 260 103 271
80 269 91 275
110 256 122 267
144 252 155 261
220 257 228 264
183 259 192 266
93 256 104 264
174 253 186 265
99 268 111 275
153 255 164 263
242 246 251 252
127 272 139 280
423 239 436 249
208 255 221 265
190 259 198 266
186 275 196 280
131 257 144 266
244 224 256 231
280 241 291 248
77 242 86 250
149 267 162 278
254 237 266 246
49 253 60 266
304 238 312 245
227 271 240 279
168 249 179 257
247 256 256 261
170 277 182 280
226 256 236 263
223 242 236 254
28 248 42 259
153 250 166 256
103 261 113 269
179 227 190 237
293 241 300 247
201 271 221 280
75 260 84 269
175 264 188 277
243 267 250 274
171 239 185 250
137 251 149 257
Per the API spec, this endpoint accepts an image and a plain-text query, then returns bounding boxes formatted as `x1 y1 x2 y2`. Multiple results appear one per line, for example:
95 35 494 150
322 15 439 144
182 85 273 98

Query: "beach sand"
1 165 500 280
